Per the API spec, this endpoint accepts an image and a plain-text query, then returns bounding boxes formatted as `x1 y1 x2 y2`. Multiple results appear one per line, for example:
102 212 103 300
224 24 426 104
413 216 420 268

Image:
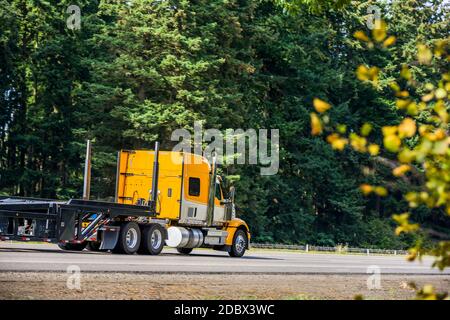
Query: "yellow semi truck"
0 142 251 257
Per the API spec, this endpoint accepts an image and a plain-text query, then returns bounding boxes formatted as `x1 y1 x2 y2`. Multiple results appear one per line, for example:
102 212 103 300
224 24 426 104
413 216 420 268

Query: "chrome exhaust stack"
206 155 217 226
82 140 92 200
150 141 160 213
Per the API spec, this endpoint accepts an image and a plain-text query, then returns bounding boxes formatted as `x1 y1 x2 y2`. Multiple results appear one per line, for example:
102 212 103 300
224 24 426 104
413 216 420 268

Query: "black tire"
177 247 193 255
113 222 141 254
86 241 102 252
228 229 247 257
58 242 87 251
138 224 165 255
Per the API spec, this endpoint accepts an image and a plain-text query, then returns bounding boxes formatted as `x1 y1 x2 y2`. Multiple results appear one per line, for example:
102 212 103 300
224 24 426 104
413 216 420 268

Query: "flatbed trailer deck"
0 196 156 247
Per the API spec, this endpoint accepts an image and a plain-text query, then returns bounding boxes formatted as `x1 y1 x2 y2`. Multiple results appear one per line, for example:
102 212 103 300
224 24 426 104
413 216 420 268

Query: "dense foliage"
1 0 448 250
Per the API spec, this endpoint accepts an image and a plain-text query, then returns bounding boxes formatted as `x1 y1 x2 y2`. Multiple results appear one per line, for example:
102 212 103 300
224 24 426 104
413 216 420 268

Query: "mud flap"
58 208 77 241
99 226 120 250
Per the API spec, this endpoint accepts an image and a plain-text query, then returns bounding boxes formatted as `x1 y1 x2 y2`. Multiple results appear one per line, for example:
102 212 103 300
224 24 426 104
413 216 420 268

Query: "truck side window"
215 183 222 200
188 177 200 196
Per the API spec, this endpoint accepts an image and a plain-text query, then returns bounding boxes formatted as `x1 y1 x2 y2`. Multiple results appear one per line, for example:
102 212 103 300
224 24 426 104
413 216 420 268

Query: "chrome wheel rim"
235 234 246 254
151 228 162 249
126 228 138 248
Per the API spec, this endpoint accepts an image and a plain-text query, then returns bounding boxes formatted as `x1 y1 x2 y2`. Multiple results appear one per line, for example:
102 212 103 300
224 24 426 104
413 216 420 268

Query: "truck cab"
115 149 250 257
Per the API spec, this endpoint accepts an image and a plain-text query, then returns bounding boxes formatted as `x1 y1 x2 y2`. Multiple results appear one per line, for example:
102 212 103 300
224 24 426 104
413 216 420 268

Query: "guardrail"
251 243 408 255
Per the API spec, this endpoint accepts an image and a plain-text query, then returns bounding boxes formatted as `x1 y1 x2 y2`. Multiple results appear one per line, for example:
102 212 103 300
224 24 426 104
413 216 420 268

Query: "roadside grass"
204 295 259 300
283 294 316 300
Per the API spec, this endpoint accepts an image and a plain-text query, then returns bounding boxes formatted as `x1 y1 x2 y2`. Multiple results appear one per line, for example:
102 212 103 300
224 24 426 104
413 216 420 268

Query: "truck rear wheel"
177 247 193 255
228 229 247 257
58 242 87 251
113 222 141 254
138 224 165 255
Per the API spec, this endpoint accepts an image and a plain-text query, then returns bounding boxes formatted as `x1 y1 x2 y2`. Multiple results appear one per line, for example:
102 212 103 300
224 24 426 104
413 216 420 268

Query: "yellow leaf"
396 90 409 98
349 133 367 152
406 102 418 116
310 113 322 135
361 123 372 136
434 100 449 123
393 212 409 224
368 67 380 82
407 247 418 261
400 65 411 80
434 39 446 57
395 99 410 109
353 31 369 42
422 285 435 295
327 134 347 151
435 88 447 100
425 83 434 91
372 20 387 42
389 82 401 92
368 144 380 156
433 128 446 140
393 212 419 235
418 125 430 136
313 98 331 113
337 124 347 134
398 118 416 138
356 65 379 82
433 140 448 155
393 164 411 177
374 186 388 197
422 92 434 102
356 65 369 81
417 44 432 64
384 134 401 152
382 126 397 136
360 184 372 196
383 35 396 47
398 148 416 163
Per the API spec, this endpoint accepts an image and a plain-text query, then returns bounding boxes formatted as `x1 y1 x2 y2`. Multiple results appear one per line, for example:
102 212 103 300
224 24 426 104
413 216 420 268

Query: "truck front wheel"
177 247 193 255
113 222 141 254
139 224 165 255
228 229 247 257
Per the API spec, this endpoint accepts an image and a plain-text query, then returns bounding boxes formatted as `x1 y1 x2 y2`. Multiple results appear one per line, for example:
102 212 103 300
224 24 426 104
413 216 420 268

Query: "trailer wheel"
177 247 193 255
228 229 247 257
113 222 141 254
58 242 87 251
139 224 165 255
86 241 102 252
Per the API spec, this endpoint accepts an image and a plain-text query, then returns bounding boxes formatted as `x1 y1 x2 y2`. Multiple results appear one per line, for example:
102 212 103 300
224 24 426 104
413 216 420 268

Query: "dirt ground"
0 272 448 300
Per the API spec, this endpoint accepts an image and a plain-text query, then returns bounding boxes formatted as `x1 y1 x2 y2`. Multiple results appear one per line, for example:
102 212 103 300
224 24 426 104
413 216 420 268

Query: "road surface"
0 243 448 274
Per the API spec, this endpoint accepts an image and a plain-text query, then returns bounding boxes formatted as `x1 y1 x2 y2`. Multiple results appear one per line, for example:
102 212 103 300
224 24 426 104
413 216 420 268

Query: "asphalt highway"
0 243 449 274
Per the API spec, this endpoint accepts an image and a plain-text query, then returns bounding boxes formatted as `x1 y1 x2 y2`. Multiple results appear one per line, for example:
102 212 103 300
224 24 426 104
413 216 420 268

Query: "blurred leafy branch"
310 20 449 299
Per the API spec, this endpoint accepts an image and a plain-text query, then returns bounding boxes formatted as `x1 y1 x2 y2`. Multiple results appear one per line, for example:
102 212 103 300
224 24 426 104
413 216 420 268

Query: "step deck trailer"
0 196 157 250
